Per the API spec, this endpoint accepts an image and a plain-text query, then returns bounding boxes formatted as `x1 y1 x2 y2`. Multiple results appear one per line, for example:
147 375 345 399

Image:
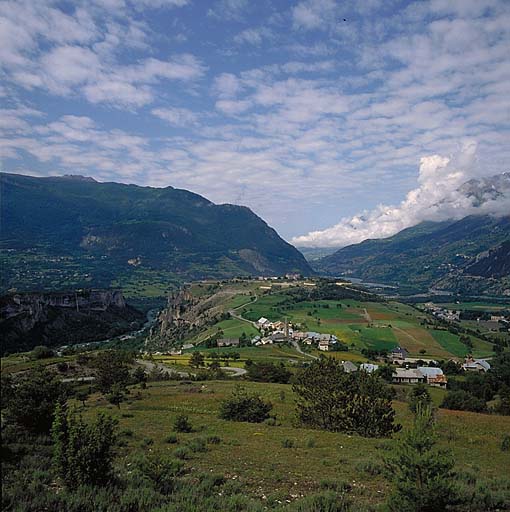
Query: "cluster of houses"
255 317 338 349
424 303 461 321
385 346 492 388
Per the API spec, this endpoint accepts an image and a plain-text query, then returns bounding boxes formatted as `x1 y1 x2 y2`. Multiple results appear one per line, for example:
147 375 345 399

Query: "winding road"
135 358 247 377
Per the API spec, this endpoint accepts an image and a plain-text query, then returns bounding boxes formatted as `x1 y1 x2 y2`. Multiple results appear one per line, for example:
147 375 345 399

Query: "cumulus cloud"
292 142 510 247
151 107 199 126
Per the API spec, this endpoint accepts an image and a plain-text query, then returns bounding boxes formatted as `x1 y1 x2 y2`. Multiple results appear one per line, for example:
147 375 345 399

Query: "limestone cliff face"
0 289 142 354
152 286 236 348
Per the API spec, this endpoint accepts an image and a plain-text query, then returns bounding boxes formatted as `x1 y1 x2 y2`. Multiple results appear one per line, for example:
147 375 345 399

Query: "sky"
1 0 509 247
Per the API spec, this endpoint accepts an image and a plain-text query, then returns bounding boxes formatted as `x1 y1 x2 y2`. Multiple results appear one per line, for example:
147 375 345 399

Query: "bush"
52 404 117 488
501 434 510 452
31 345 54 360
3 366 66 433
409 383 432 413
173 415 193 433
165 434 179 444
384 404 456 511
173 447 192 460
206 435 221 445
245 362 292 384
135 452 184 495
356 460 382 476
306 437 316 448
281 438 294 448
441 390 487 413
219 386 272 423
187 437 208 453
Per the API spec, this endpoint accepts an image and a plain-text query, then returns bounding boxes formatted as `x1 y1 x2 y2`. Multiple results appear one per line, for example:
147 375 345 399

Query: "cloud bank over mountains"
293 143 510 248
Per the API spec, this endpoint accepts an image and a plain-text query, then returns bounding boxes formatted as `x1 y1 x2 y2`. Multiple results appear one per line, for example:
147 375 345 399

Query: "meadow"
79 379 510 508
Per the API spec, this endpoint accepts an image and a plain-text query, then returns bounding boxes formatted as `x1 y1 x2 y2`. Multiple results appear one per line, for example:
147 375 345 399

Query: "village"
424 302 510 331
159 312 493 390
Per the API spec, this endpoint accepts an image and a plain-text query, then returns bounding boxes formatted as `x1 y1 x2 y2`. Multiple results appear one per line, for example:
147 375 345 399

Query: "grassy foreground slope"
79 379 510 507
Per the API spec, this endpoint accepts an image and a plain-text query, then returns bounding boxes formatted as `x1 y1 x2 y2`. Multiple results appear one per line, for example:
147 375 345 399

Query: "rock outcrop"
0 289 143 354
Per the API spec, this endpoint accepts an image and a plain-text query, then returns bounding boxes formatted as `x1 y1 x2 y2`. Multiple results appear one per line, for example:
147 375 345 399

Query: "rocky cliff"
0 289 143 354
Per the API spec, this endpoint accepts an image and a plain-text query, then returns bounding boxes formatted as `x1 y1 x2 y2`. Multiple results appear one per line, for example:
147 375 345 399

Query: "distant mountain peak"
61 174 98 182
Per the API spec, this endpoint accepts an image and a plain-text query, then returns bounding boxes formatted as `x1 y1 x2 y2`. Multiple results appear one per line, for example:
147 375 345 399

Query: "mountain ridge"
0 173 312 294
314 214 510 295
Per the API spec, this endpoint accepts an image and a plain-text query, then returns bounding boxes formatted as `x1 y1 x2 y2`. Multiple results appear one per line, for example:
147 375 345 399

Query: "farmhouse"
392 368 426 384
393 357 438 367
360 363 379 373
462 358 491 372
217 338 240 348
318 340 330 351
390 346 409 362
417 367 447 388
341 361 358 373
257 317 270 327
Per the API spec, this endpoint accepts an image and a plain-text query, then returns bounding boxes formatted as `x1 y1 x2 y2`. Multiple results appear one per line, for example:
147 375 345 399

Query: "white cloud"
207 0 249 21
151 107 199 126
292 143 510 247
233 27 272 46
292 0 337 30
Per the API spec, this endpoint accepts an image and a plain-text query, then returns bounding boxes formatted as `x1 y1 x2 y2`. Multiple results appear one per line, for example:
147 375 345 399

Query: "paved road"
290 339 318 360
135 358 246 377
228 295 259 327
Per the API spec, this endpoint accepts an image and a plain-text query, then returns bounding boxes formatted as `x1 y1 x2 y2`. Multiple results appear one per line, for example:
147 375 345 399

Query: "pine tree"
189 351 205 368
408 383 432 413
52 405 117 488
293 356 400 437
384 404 457 512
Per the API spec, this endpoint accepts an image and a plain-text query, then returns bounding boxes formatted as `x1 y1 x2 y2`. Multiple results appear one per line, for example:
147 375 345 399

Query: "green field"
430 329 471 357
77 379 510 507
430 301 510 311
235 292 494 359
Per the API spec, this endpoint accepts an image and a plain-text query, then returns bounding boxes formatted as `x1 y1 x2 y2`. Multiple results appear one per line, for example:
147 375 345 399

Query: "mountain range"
315 215 510 295
0 173 311 294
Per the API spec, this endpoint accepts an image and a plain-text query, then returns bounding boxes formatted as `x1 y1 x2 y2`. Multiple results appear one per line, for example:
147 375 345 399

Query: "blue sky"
1 0 509 246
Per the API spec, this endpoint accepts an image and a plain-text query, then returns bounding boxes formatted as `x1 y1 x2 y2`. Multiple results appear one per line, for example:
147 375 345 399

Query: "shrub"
219 386 272 423
441 390 487 413
31 345 54 360
306 437 316 448
245 362 292 384
187 437 208 453
281 438 294 448
52 404 117 488
356 460 382 476
206 435 221 445
173 415 193 433
501 434 510 452
136 452 184 494
409 383 432 413
141 437 154 447
173 447 192 460
384 404 456 511
164 433 179 444
3 366 66 434
289 491 352 512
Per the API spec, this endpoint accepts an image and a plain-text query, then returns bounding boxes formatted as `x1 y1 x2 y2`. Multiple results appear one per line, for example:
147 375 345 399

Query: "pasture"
79 379 510 507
